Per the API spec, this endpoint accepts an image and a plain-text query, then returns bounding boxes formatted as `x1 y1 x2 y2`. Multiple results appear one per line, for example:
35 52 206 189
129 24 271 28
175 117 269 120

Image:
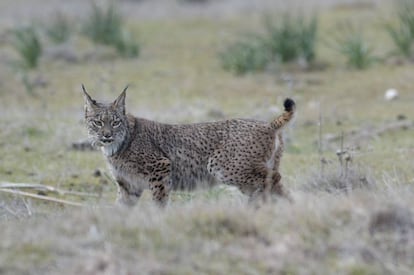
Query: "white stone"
384 89 399 101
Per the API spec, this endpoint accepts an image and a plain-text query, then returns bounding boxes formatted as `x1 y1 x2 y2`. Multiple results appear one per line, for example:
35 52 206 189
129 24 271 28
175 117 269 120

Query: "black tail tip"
284 98 295 112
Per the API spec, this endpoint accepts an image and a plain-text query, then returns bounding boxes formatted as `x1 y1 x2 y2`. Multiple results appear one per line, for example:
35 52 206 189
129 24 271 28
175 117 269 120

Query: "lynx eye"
111 120 121 128
92 120 103 128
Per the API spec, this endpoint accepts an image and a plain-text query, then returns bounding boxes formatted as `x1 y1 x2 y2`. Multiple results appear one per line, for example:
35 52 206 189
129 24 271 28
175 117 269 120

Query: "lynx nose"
101 131 113 144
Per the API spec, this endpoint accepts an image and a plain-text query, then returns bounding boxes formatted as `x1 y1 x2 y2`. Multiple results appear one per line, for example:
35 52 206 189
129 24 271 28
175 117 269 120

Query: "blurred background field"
0 0 413 274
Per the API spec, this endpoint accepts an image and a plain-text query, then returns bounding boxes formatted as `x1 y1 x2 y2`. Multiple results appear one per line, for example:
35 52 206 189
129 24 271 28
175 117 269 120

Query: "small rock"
37 191 48 196
397 114 407 121
93 169 101 178
384 89 399 101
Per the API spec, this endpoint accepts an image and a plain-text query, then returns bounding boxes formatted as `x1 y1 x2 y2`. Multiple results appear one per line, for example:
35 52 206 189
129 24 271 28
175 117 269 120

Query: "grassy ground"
1 189 414 274
0 0 413 274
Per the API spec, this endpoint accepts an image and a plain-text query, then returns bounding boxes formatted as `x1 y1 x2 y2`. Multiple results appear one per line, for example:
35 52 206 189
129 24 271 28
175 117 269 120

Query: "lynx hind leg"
269 171 292 201
249 173 291 205
267 133 290 199
240 167 291 204
272 133 293 201
147 158 171 207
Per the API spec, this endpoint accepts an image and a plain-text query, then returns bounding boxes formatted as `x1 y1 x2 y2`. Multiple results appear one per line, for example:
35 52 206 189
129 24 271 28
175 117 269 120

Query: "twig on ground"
0 188 85 207
3 204 20 218
21 198 33 216
0 182 101 198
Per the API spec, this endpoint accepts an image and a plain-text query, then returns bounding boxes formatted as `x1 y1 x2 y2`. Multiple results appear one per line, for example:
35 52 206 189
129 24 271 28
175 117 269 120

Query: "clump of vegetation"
45 12 72 44
264 13 318 64
331 22 376 69
386 23 413 58
82 2 122 45
219 38 269 75
220 12 318 75
113 29 140 58
82 2 139 58
385 0 414 58
298 15 318 64
305 137 376 193
306 161 376 193
11 26 42 69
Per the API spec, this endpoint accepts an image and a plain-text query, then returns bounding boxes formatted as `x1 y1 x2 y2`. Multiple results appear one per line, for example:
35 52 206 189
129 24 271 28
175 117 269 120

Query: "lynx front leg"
147 158 171 207
116 178 143 207
149 178 170 207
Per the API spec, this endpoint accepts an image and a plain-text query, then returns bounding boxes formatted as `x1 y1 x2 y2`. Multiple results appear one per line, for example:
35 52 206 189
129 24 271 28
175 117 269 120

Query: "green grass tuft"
82 2 122 45
11 26 42 69
220 11 318 74
395 0 414 36
385 22 413 57
331 22 376 69
219 37 269 75
82 2 139 58
114 30 140 58
45 12 72 44
385 0 414 58
264 12 318 64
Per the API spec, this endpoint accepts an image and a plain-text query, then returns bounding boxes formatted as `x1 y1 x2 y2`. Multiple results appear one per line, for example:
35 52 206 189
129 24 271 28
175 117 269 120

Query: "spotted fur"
83 85 295 206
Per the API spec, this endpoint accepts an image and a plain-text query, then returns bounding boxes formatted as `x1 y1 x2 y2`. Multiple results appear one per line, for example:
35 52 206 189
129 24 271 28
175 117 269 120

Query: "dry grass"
1 187 414 274
0 0 414 274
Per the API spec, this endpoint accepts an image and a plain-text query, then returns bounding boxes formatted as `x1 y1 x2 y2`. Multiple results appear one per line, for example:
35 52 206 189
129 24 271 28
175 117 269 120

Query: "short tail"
270 98 296 129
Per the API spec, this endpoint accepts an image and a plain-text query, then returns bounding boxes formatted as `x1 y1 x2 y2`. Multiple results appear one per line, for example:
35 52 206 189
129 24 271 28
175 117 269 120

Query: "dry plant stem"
0 188 85 207
318 101 325 177
21 198 33 216
0 182 101 198
335 132 355 194
341 132 350 194
3 205 19 218
338 131 344 177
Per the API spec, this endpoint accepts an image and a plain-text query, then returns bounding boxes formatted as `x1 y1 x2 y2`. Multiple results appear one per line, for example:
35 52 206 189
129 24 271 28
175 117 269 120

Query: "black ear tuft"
82 84 97 106
284 98 295 112
112 86 128 115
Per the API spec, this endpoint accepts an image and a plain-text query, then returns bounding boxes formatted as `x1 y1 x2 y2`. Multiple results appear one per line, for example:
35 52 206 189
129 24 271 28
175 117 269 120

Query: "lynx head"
82 85 129 156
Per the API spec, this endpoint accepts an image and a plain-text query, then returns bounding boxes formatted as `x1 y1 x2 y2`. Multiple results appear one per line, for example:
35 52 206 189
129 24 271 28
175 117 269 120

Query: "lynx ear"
112 85 128 115
82 84 97 112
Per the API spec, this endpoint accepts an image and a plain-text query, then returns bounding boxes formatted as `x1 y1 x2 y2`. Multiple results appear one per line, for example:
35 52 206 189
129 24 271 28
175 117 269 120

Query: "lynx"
82 85 296 206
